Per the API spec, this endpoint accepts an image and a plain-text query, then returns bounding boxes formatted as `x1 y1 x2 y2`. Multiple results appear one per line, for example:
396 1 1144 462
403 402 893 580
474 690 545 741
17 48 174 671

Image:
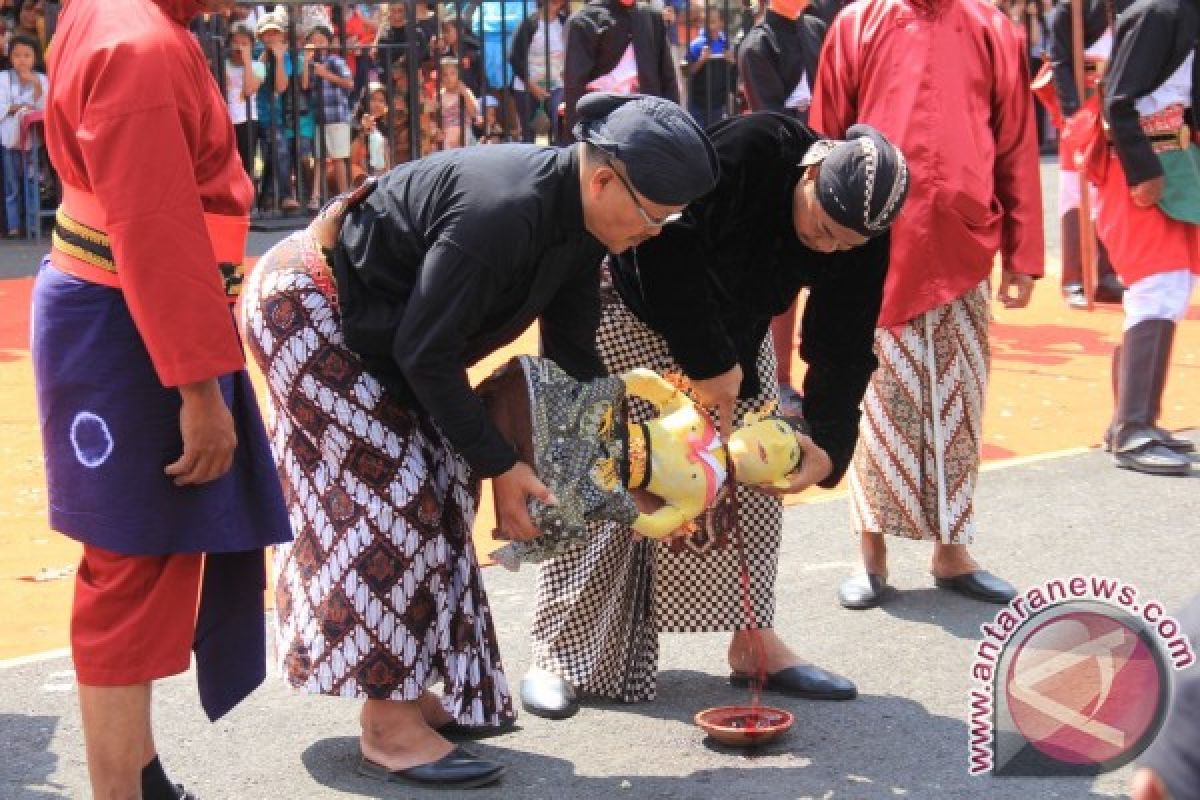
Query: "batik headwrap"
801 123 910 238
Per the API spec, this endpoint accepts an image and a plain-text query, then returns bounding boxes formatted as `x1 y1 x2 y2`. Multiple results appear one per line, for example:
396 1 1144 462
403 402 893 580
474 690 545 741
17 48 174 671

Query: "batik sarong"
242 231 513 726
849 281 991 544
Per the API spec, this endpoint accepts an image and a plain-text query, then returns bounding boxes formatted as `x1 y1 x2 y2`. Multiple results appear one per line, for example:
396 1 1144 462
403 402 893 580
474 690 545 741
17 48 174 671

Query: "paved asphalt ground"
3 159 1197 798
1 434 1197 799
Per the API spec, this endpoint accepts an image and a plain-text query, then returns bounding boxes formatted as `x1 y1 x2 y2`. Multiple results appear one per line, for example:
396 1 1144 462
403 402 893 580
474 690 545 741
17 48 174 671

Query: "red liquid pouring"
692 408 794 747
723 427 767 732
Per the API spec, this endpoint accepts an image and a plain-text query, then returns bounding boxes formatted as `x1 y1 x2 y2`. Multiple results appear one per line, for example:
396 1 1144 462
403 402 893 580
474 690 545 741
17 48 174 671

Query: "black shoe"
730 664 857 701
1094 273 1127 304
1103 425 1192 455
1154 427 1196 454
436 718 517 740
934 570 1017 604
1062 282 1089 309
519 669 579 720
837 573 890 610
358 747 505 789
1112 320 1191 475
1114 440 1192 476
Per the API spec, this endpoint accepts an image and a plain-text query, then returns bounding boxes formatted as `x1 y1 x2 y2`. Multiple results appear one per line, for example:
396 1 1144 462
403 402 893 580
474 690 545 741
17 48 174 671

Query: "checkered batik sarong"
531 285 782 702
849 281 991 545
241 232 513 726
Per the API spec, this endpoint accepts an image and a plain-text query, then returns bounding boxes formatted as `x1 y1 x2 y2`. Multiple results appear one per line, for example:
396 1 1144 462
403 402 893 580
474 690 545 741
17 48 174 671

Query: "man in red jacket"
811 0 1044 610
34 1 291 797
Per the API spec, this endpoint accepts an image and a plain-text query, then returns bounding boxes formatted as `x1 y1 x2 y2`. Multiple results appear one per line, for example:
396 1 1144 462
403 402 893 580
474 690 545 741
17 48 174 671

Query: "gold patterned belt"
626 423 652 490
52 209 245 298
1140 104 1193 154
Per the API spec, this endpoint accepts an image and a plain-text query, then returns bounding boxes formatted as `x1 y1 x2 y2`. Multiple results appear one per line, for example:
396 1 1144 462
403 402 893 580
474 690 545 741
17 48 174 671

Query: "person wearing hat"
241 92 718 789
811 0 1043 610
525 113 909 718
255 9 305 212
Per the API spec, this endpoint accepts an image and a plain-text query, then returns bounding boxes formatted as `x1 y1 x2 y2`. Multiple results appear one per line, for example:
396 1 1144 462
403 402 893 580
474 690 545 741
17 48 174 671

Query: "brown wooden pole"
1070 0 1097 310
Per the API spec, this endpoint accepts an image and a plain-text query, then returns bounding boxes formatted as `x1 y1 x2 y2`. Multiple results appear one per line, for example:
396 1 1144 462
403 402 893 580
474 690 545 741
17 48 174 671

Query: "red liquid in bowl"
695 705 794 746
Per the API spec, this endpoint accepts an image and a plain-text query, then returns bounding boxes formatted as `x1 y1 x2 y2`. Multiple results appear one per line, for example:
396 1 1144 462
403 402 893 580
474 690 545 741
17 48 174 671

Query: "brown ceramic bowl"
694 705 794 747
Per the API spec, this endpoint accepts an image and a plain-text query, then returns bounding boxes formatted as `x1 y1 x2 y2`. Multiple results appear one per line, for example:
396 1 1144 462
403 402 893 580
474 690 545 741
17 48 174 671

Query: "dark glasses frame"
602 154 683 228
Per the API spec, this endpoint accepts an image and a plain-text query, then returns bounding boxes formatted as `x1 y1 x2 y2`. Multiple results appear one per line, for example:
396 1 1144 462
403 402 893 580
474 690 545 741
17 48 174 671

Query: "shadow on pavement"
879 587 1010 641
0 713 68 799
302 732 962 800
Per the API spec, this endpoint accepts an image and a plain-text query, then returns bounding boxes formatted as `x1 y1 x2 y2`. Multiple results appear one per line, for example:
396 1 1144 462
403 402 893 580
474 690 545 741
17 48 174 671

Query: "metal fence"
196 0 752 224
14 0 1057 238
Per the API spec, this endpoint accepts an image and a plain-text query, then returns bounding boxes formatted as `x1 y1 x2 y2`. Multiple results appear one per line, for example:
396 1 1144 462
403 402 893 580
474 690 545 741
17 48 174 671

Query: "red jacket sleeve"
75 53 245 388
990 18 1045 278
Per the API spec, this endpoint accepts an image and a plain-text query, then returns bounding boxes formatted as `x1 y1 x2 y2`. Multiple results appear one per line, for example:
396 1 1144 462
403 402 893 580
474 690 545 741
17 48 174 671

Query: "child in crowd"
0 34 46 237
387 56 440 161
478 94 506 144
11 0 43 72
353 81 391 179
437 56 477 149
304 22 354 206
224 21 264 180
255 11 302 212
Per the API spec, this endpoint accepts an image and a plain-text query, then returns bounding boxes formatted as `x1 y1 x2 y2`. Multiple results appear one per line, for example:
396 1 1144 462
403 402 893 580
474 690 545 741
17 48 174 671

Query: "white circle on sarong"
70 411 114 469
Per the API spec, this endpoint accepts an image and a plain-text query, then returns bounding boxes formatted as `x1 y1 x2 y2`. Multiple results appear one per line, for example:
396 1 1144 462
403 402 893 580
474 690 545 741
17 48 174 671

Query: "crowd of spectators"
203 1 774 214
0 0 1061 230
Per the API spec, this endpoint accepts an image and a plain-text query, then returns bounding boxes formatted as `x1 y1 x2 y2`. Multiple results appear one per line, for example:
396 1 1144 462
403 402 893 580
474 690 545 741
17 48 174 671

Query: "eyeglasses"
605 156 683 228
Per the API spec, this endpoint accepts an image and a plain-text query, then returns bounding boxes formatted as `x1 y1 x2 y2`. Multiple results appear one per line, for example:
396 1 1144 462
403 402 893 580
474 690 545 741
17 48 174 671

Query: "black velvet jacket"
609 113 889 487
332 145 605 478
1104 0 1200 186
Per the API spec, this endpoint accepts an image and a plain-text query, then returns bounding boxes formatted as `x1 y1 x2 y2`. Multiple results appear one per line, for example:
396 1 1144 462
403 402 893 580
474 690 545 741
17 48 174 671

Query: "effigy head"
728 410 806 488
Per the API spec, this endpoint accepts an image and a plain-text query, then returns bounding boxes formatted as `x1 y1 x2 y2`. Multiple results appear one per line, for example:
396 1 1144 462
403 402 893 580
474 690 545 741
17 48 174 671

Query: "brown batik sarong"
241 231 514 726
849 281 991 544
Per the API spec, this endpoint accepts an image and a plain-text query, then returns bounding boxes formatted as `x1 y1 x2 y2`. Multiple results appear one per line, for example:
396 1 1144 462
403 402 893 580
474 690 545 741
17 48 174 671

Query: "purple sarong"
30 260 293 719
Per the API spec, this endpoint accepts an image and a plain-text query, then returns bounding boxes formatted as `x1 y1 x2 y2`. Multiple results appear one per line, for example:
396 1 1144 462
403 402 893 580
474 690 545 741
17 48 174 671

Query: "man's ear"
587 162 614 195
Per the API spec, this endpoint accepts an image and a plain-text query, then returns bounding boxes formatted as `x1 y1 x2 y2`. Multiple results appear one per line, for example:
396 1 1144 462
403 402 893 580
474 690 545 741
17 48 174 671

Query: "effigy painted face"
727 414 803 488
